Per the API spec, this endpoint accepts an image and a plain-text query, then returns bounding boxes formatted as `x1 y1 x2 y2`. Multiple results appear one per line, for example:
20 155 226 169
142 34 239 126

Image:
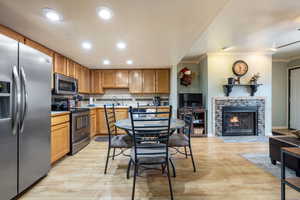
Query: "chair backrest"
182 114 193 140
104 104 117 144
129 106 172 163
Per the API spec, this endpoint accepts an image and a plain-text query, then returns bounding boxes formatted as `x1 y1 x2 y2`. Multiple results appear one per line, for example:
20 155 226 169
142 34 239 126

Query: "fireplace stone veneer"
213 97 265 136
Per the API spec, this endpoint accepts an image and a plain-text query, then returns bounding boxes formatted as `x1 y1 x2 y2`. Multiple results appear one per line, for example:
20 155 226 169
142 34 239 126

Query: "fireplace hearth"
222 106 258 136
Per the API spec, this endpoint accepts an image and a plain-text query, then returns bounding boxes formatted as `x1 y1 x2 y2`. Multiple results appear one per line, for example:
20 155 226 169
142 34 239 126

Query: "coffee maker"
153 96 161 106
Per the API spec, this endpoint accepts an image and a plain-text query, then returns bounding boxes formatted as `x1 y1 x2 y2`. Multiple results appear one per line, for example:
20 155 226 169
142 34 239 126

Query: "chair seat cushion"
111 134 133 148
131 144 168 164
168 134 189 147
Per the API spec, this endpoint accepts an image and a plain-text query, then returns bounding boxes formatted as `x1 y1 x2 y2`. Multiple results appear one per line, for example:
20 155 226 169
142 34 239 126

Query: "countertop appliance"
0 34 52 200
53 73 77 95
52 98 90 155
153 96 161 106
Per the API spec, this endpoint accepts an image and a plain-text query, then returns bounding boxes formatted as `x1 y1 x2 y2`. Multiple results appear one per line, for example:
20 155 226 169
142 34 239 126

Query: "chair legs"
188 145 196 172
167 162 174 200
132 164 138 200
184 146 188 158
127 159 132 179
104 147 111 174
112 148 116 160
169 158 176 177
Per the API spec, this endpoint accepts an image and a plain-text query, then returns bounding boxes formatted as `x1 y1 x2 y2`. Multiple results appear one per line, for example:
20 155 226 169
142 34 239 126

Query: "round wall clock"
232 60 248 77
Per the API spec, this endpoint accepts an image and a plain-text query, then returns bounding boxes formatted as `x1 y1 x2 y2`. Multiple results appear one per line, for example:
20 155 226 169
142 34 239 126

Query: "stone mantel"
212 96 266 136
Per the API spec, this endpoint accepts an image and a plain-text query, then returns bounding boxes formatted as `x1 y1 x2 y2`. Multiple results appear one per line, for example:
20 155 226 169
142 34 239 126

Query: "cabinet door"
157 107 170 118
24 38 53 57
91 70 103 94
142 70 156 93
97 109 108 134
85 67 90 93
115 70 129 88
51 122 70 164
78 65 85 93
66 59 76 78
129 70 143 93
115 109 128 134
53 53 67 75
156 69 170 93
102 70 115 88
90 114 97 137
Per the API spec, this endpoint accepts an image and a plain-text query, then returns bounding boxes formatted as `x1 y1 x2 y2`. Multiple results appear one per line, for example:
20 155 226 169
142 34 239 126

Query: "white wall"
206 53 273 136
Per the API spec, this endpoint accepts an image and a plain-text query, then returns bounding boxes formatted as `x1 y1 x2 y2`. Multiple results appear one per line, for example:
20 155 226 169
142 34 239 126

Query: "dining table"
115 118 185 134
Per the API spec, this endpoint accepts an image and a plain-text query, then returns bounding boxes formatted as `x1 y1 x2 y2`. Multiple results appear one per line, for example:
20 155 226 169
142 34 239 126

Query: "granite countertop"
80 105 170 109
51 111 70 116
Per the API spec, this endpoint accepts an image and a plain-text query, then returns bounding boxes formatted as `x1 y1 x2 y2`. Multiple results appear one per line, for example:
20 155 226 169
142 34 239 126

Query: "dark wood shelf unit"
223 84 262 96
178 107 207 137
281 147 300 200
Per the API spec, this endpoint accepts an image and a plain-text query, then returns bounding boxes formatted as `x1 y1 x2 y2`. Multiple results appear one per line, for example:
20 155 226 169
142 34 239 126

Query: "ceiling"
0 0 229 68
185 0 300 61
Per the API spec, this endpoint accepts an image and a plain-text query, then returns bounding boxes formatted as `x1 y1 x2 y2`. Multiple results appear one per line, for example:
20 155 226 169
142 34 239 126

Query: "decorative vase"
228 77 235 85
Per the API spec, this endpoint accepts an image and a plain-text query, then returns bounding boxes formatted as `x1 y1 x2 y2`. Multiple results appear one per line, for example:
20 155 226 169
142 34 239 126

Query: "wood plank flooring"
20 137 300 200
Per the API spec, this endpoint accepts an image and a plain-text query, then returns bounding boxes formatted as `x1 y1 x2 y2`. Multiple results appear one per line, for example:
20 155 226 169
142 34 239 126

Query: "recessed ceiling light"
126 60 133 65
270 48 277 52
222 46 234 51
43 8 62 22
103 59 110 65
116 42 127 50
82 41 92 50
97 7 113 20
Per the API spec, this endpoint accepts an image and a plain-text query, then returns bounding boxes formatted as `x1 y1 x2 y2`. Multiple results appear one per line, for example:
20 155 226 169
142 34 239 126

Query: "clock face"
232 60 248 77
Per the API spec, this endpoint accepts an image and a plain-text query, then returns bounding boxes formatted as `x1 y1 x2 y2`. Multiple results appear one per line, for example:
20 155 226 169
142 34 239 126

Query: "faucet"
112 96 120 106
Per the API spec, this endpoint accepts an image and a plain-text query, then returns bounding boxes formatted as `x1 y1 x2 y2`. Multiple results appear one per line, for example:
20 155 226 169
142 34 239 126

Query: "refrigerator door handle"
12 65 21 136
20 66 28 133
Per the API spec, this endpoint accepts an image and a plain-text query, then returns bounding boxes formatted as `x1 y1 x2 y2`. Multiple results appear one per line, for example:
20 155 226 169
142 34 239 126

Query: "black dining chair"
168 114 196 172
104 104 133 174
127 105 175 200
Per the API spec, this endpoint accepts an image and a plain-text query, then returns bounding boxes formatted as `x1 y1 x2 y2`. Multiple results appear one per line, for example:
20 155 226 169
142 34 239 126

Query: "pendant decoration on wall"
179 67 192 86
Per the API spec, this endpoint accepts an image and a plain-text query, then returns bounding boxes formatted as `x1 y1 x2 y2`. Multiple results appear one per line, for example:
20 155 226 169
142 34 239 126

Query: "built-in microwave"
54 73 78 95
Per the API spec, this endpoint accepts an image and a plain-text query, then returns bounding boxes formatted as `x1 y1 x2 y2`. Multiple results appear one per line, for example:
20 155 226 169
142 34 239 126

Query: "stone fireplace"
213 97 265 136
222 106 258 136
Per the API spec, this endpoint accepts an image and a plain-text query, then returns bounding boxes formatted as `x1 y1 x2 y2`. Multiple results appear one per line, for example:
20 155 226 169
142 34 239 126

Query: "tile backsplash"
80 89 169 106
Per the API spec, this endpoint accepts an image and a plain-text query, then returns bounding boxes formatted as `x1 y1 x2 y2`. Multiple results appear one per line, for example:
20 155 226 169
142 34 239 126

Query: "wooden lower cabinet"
95 107 128 135
115 108 128 134
51 114 70 164
157 107 170 118
90 109 97 138
96 108 108 134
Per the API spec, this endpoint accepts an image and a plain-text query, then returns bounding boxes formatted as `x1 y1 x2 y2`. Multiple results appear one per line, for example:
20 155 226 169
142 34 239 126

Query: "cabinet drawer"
51 114 70 126
90 109 97 116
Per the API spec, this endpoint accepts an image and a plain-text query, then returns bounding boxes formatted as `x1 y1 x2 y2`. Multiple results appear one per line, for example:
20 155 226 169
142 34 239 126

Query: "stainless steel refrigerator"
0 33 51 200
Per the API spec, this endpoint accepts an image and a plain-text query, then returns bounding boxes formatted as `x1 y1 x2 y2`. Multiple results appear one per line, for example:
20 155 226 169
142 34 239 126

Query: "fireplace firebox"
222 106 258 136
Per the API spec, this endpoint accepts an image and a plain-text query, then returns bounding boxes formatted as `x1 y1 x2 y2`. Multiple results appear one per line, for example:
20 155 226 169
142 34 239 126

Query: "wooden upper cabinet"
53 53 67 75
102 70 116 88
129 70 143 93
24 38 53 57
0 24 25 43
66 59 76 78
90 70 103 94
142 70 156 93
78 65 85 93
84 67 90 93
155 69 170 93
115 70 129 88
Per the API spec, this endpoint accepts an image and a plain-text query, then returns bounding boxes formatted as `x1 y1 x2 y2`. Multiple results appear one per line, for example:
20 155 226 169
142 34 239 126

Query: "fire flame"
230 116 239 123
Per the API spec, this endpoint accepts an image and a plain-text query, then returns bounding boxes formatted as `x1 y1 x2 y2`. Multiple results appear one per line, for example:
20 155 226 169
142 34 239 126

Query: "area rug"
241 153 296 179
94 136 109 142
220 136 269 143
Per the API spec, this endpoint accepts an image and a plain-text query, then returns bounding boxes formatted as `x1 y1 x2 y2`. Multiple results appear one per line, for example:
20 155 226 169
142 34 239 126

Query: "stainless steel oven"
54 73 77 95
70 108 90 155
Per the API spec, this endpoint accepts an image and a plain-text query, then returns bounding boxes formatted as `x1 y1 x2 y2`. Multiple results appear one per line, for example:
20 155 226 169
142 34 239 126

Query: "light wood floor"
20 137 300 200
